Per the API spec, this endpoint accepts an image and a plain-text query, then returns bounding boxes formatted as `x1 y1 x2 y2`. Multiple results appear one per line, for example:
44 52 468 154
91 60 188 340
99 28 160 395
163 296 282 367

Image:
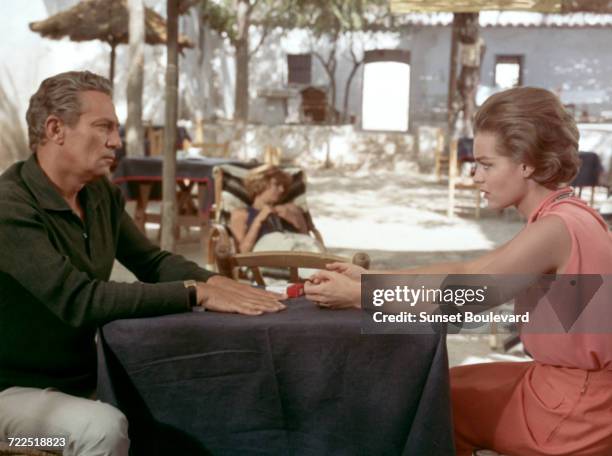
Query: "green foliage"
199 0 298 44
0 71 28 169
199 0 394 44
293 0 393 38
199 0 236 42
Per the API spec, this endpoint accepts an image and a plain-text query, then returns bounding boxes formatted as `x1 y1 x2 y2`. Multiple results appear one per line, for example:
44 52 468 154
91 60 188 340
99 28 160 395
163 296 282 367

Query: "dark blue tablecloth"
98 298 454 455
112 157 250 212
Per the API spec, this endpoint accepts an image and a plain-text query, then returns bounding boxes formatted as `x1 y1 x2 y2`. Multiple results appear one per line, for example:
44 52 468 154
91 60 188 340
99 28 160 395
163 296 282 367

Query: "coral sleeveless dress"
451 188 612 456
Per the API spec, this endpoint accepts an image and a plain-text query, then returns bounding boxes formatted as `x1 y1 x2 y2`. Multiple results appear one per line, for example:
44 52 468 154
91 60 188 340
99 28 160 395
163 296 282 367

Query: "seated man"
0 71 285 456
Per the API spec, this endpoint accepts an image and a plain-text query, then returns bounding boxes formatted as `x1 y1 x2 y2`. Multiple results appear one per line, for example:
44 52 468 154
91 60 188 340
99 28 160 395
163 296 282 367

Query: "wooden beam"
160 0 179 252
391 0 562 13
447 15 459 132
561 0 612 13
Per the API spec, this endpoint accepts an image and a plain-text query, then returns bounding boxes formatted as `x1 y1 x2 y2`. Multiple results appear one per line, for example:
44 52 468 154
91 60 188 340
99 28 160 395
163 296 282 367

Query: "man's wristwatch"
184 280 199 310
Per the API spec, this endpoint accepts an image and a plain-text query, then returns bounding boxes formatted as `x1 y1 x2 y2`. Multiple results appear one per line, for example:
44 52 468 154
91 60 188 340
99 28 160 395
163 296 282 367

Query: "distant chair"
263 145 282 165
193 141 230 158
457 137 475 165
417 126 446 180
300 86 328 123
448 138 481 219
145 126 192 156
571 151 604 206
206 163 370 283
147 127 164 156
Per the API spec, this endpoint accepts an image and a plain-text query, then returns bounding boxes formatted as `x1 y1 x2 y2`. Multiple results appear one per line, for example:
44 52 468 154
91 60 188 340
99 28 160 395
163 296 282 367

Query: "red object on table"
286 283 305 298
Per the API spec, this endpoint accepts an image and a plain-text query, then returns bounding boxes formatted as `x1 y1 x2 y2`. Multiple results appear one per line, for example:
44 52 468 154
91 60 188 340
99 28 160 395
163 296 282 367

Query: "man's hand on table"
304 270 361 309
196 275 286 316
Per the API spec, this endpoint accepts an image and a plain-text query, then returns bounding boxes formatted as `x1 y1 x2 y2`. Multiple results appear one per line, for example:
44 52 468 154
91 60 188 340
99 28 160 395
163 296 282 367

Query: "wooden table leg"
176 181 197 240
134 183 153 234
197 182 210 250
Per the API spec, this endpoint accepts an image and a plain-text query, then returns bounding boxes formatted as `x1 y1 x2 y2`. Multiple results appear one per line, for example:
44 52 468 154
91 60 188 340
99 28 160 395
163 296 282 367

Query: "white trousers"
0 386 129 456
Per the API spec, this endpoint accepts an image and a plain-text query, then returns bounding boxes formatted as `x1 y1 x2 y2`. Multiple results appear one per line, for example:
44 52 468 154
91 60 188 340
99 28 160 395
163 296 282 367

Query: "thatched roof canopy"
29 0 193 48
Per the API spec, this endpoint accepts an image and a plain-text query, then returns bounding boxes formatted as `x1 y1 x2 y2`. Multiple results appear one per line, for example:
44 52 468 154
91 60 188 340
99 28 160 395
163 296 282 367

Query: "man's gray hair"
26 71 112 152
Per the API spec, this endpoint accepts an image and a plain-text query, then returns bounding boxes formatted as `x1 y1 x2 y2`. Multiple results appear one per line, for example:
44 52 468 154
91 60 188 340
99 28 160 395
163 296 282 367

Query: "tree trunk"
447 15 460 133
313 45 338 125
449 13 483 138
161 0 179 252
342 60 362 124
234 0 250 124
327 50 337 124
126 0 145 158
109 41 117 88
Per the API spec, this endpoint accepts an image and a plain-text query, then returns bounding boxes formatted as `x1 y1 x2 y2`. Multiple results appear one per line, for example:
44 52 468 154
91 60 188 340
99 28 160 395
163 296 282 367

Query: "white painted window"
495 55 523 89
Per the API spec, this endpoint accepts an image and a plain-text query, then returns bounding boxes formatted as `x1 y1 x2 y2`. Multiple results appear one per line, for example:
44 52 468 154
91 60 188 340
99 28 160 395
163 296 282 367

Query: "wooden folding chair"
206 164 323 266
206 164 370 281
215 249 370 286
263 145 282 165
192 141 230 158
146 127 164 156
448 138 481 218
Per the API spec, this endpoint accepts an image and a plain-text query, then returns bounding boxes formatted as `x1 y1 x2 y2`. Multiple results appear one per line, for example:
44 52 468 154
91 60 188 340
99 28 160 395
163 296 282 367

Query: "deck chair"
417 126 446 180
448 137 482 218
215 248 370 286
192 141 230 158
206 164 370 284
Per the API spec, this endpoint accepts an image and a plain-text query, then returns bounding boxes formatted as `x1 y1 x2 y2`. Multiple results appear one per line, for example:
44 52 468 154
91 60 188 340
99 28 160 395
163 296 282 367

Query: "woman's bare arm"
229 208 269 253
275 203 309 234
306 215 571 308
384 215 570 275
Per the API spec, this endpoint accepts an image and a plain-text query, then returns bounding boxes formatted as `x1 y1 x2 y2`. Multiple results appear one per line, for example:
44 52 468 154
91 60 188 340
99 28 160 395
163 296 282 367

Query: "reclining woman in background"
305 87 612 456
229 164 322 254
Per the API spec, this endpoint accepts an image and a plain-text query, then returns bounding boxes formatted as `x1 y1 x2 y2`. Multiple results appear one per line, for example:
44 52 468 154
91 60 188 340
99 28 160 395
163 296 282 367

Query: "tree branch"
248 0 260 15
248 25 269 58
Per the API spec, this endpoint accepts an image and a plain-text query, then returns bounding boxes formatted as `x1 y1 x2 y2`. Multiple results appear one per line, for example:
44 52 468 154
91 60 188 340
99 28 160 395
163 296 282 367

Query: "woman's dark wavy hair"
474 86 580 188
244 164 291 200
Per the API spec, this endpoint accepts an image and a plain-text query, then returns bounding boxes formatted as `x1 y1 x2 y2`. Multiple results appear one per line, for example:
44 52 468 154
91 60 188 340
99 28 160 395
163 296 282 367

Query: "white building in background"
4 3 612 166
6 3 612 128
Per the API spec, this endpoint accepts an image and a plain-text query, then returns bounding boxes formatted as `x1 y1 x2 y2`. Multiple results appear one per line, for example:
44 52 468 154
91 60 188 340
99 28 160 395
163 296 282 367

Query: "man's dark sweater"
0 155 215 396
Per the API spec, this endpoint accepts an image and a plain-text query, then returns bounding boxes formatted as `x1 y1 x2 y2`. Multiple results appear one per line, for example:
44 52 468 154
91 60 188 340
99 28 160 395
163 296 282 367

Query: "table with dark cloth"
97 298 454 455
112 156 250 235
112 156 247 211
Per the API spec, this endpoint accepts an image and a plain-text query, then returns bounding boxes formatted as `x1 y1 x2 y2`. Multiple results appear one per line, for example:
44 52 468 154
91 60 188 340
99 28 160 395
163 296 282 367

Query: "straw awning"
29 0 194 84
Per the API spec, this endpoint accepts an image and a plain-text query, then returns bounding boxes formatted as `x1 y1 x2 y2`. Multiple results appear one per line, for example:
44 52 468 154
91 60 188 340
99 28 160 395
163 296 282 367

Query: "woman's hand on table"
325 262 367 281
304 270 361 309
197 275 286 316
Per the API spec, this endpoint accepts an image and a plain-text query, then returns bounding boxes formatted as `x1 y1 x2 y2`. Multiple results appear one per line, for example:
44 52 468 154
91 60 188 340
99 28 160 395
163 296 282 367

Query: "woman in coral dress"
305 87 612 455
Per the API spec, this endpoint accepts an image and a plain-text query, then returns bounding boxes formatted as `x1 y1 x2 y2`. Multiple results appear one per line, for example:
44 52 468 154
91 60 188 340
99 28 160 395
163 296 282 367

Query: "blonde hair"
474 87 580 188
244 164 291 200
26 71 112 152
